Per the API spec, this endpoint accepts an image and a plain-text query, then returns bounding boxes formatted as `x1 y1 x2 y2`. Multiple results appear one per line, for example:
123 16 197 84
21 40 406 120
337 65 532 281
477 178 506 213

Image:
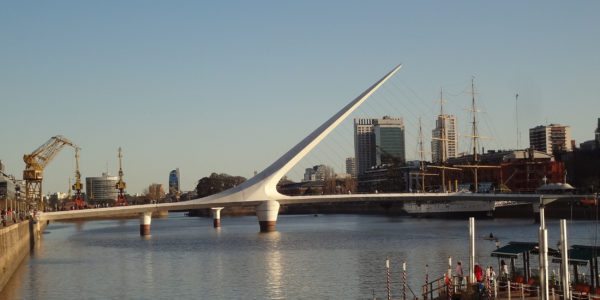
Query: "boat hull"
402 200 495 219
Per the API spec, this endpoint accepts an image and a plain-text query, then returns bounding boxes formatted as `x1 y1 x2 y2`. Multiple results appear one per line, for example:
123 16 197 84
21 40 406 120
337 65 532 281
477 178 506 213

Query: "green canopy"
491 241 559 259
491 242 538 259
552 245 600 266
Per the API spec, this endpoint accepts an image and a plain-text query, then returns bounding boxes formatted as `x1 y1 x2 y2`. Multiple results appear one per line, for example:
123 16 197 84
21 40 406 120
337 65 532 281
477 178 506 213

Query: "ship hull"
402 200 495 219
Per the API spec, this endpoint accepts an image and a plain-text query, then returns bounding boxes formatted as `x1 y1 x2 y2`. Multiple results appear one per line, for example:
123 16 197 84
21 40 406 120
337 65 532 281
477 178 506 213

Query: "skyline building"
169 168 180 195
354 118 377 176
345 157 356 177
431 114 458 163
529 124 572 155
85 172 119 205
596 118 600 145
374 116 406 165
303 165 333 182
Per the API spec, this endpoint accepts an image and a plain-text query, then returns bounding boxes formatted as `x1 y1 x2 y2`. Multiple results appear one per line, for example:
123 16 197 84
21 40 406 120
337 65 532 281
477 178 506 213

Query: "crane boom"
71 147 85 209
115 147 128 206
23 135 78 210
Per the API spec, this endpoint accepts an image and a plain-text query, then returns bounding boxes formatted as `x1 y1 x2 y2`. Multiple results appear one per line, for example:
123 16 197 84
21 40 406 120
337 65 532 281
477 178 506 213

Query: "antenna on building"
515 93 520 149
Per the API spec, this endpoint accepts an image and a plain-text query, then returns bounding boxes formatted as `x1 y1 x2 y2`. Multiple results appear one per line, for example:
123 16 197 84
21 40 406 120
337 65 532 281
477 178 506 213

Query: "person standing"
455 261 464 289
474 264 483 283
500 259 509 280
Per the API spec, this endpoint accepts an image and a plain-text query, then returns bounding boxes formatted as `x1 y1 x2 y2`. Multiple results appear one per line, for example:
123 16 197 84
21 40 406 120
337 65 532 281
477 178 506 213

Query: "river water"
1 213 598 299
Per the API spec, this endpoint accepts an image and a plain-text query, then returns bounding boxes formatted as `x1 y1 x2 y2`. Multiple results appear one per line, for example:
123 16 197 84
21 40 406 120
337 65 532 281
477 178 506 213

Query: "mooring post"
386 258 391 300
560 219 571 300
469 217 475 285
539 197 549 300
447 256 452 300
403 261 407 300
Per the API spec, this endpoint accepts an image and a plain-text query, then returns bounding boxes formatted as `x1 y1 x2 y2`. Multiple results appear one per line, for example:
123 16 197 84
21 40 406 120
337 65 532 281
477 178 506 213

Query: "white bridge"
40 64 587 235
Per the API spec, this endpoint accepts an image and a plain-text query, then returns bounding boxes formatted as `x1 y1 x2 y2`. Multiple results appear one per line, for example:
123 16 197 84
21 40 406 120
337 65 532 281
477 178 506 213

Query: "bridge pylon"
256 200 280 232
139 212 152 236
211 207 224 228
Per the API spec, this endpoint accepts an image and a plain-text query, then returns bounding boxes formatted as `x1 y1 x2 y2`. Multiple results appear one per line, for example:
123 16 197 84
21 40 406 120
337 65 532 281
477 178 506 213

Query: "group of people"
454 259 510 289
1 208 38 226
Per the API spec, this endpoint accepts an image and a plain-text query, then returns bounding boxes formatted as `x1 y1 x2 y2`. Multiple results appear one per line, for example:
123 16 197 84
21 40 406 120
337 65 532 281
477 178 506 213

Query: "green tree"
195 173 247 198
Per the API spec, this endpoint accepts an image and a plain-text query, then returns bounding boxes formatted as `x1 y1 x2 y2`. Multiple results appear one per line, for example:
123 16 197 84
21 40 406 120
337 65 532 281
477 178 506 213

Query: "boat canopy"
491 241 559 258
491 242 538 259
552 245 600 266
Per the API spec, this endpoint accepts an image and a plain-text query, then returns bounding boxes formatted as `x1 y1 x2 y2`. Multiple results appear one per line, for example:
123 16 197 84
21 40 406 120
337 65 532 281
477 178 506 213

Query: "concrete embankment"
0 220 45 292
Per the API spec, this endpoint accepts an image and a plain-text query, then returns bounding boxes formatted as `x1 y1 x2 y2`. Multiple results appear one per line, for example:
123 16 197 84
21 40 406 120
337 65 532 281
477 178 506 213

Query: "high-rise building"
529 124 572 155
374 116 405 165
431 114 458 163
169 168 180 195
303 165 333 182
85 172 119 205
345 157 356 177
354 118 377 176
595 118 600 144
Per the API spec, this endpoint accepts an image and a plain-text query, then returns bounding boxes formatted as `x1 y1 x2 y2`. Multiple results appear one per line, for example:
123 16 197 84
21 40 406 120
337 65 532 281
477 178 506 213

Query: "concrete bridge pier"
256 200 280 232
211 207 224 228
140 211 152 236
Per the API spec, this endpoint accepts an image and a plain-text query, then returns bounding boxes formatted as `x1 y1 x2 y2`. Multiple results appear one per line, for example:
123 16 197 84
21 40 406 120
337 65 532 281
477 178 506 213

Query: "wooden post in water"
425 264 429 300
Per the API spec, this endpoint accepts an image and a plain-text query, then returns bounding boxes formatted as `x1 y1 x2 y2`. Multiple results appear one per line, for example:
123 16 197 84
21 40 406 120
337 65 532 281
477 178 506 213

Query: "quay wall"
0 220 45 292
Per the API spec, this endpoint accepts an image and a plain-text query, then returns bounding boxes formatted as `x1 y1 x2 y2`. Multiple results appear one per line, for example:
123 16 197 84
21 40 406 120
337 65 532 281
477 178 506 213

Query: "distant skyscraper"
431 114 458 163
354 118 377 176
529 124 572 155
169 168 180 195
86 173 118 205
303 165 333 182
345 157 356 177
374 116 405 165
595 118 600 145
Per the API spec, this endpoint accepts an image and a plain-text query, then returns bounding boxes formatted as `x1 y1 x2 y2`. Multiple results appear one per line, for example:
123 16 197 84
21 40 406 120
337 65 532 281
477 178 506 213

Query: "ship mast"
418 117 425 192
471 78 479 164
471 78 480 192
439 89 447 191
453 78 500 192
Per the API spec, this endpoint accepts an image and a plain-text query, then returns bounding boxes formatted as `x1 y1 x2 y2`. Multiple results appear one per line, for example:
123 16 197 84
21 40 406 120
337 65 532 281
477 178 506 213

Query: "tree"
195 173 247 198
144 183 165 203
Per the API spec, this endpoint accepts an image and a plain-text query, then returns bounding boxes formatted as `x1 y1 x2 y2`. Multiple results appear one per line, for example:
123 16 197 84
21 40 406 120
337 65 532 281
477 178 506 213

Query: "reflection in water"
143 246 154 293
260 232 283 299
75 221 84 232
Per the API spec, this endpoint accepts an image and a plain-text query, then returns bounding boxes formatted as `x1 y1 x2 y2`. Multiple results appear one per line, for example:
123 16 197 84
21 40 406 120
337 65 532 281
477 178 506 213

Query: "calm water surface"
1 213 598 299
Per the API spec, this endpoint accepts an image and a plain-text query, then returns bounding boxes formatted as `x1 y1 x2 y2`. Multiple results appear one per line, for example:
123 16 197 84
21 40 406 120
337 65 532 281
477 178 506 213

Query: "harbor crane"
23 135 78 210
115 147 128 206
71 147 85 209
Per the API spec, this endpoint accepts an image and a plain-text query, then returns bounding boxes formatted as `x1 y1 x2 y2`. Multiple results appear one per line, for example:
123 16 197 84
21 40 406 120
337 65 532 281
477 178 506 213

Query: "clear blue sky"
1 1 599 194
